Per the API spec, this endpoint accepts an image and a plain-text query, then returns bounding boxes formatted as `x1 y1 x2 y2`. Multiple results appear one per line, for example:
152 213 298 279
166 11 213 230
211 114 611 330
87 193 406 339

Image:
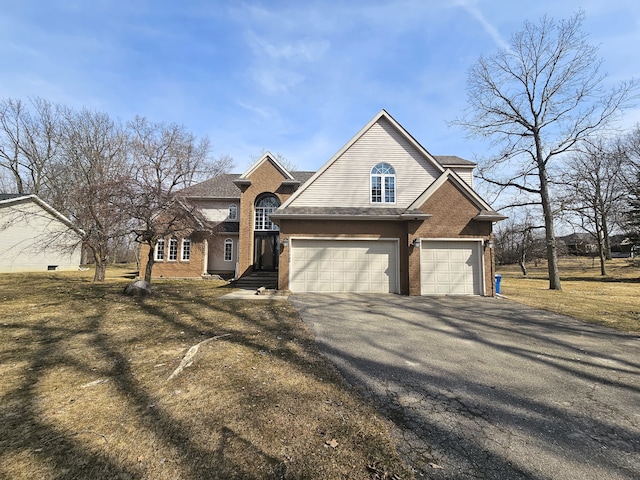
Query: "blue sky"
1 0 638 173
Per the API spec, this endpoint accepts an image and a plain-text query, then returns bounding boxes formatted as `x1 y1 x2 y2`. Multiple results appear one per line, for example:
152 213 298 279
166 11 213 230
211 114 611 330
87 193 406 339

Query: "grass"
497 257 640 333
0 266 412 479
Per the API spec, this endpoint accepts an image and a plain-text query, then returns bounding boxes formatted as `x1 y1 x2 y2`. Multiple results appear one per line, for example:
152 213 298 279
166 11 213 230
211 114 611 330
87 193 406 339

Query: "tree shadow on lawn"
0 287 297 479
1 282 406 479
558 276 640 283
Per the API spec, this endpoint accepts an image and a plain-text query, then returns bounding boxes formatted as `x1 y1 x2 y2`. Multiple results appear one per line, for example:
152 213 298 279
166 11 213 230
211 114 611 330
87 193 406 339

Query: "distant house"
0 194 82 273
558 233 598 256
141 110 507 295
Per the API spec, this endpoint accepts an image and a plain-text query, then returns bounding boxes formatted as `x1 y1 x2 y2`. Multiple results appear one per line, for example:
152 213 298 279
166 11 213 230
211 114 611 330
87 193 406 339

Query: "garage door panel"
421 241 482 295
291 240 398 293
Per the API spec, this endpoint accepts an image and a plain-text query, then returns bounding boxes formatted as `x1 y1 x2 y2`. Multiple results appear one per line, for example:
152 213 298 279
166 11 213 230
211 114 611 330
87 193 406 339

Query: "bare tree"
0 97 61 196
55 108 131 282
124 116 233 283
561 139 627 275
249 149 298 172
456 12 637 290
495 213 545 275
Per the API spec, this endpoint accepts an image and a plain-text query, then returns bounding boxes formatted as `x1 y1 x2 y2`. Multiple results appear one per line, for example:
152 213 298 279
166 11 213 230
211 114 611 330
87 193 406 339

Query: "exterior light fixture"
485 239 494 249
412 238 421 248
281 238 289 248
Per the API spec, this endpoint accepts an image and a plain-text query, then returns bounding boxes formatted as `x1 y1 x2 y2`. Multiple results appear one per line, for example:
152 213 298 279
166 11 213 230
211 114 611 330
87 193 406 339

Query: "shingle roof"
180 171 316 199
212 222 240 233
270 206 430 220
0 193 26 201
180 174 242 198
435 155 476 167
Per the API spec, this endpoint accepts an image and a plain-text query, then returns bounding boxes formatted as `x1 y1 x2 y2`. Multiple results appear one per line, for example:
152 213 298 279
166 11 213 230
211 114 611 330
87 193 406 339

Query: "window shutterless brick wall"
139 233 206 279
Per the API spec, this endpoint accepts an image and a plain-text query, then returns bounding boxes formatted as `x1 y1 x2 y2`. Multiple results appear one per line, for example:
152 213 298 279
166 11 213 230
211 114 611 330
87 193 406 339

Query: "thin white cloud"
246 31 329 62
453 0 511 51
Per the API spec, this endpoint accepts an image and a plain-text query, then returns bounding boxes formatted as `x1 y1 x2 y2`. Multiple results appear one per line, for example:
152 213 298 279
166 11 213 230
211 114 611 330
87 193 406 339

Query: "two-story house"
141 110 506 295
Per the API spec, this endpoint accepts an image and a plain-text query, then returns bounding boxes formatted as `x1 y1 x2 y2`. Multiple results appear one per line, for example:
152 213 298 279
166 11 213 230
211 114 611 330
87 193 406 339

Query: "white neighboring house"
0 194 82 273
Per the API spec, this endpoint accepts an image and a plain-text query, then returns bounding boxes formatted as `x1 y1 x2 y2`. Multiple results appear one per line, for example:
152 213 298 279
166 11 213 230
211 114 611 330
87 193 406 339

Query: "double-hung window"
155 238 165 261
168 238 178 261
181 238 191 261
371 163 396 203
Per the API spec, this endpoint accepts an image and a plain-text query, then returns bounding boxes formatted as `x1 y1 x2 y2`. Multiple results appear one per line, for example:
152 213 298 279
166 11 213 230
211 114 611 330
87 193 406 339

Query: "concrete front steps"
231 271 278 290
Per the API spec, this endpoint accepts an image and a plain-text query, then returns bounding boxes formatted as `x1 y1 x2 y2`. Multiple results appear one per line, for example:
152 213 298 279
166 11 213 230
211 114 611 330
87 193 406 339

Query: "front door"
254 232 279 271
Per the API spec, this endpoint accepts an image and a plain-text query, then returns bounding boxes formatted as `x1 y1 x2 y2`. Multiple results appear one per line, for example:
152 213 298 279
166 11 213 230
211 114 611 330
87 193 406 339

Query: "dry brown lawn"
0 266 412 479
497 257 640 333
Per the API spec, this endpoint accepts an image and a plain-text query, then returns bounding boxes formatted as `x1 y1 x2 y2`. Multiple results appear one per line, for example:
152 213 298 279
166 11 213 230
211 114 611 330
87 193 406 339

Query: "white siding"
451 168 474 188
190 199 240 223
207 235 238 272
0 200 81 273
292 118 441 208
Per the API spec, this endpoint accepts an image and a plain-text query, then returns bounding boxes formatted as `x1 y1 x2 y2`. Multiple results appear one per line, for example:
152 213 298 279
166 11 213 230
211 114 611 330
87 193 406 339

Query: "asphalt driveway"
290 294 640 480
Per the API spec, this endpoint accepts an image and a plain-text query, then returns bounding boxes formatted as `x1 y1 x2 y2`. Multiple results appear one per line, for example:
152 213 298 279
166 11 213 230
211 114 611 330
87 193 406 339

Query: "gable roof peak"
279 109 446 209
239 151 295 181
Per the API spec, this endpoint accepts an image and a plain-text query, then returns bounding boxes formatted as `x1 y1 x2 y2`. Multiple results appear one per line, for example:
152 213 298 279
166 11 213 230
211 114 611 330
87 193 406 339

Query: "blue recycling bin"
495 274 502 294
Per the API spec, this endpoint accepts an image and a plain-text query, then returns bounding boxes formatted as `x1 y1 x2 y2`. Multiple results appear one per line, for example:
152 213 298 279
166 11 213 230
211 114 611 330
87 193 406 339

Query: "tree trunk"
144 243 155 283
594 214 607 276
537 150 562 290
518 259 528 276
92 249 106 282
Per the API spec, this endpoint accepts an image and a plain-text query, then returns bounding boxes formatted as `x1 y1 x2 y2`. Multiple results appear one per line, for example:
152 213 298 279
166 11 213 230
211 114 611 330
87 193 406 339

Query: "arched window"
228 204 238 221
254 194 280 231
224 238 233 261
371 163 395 203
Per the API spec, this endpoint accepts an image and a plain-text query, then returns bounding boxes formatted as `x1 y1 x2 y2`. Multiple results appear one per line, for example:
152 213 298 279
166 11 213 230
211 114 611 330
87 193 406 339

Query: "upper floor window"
254 195 280 231
228 204 238 221
168 238 178 261
371 162 395 203
155 238 165 261
181 238 191 261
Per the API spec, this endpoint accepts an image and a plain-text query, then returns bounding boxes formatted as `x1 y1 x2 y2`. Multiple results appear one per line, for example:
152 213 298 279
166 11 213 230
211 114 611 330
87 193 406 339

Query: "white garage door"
420 240 482 295
290 239 398 293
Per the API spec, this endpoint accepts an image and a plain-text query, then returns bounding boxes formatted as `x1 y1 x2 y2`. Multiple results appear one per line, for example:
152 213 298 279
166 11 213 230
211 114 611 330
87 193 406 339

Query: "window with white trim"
168 238 178 261
371 162 396 203
155 238 165 261
181 238 191 261
228 204 238 220
254 195 280 231
224 238 233 261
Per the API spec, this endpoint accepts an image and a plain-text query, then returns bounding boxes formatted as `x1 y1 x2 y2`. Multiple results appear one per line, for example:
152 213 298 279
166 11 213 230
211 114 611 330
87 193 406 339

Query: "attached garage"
420 240 483 295
290 239 399 293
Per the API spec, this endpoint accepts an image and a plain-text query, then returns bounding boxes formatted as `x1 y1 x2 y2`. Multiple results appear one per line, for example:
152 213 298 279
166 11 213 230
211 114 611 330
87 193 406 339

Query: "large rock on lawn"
123 280 152 296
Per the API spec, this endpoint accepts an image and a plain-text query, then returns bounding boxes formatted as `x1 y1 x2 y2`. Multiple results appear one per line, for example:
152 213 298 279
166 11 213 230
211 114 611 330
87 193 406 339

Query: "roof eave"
270 213 432 221
475 212 508 222
232 179 252 187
